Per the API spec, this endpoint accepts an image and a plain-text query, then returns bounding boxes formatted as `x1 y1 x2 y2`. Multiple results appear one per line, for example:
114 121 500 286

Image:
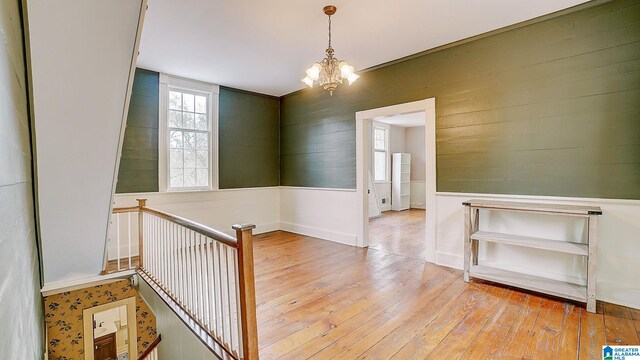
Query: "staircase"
107 199 258 359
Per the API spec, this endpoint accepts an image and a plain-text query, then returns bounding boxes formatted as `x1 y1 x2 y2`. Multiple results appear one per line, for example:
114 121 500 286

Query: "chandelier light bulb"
306 64 321 81
301 77 314 87
347 73 359 85
339 62 354 78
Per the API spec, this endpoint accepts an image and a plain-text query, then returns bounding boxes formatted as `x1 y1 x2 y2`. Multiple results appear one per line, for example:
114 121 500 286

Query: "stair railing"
108 199 258 360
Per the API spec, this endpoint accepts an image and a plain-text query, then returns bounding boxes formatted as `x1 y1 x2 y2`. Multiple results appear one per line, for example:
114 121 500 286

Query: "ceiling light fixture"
301 5 359 95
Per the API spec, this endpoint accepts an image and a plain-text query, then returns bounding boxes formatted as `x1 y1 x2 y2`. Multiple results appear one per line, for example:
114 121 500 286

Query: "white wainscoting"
113 187 281 237
410 181 426 209
435 192 640 309
279 187 358 246
116 187 640 309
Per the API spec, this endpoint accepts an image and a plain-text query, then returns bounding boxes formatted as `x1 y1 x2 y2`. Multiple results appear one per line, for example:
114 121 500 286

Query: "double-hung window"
159 74 219 191
373 125 389 182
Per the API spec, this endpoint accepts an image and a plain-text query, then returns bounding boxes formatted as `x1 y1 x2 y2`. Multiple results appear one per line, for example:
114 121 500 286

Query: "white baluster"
217 242 225 343
128 212 132 269
116 213 121 271
225 246 233 351
199 234 207 328
234 249 242 358
208 237 217 337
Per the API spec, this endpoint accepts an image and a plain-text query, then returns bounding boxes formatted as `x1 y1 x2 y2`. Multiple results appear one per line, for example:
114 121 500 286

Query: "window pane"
196 133 208 150
170 149 183 168
374 128 386 151
195 95 207 113
183 131 195 150
170 130 183 149
183 112 195 129
195 114 207 130
196 151 208 168
169 110 183 128
170 168 183 187
184 150 196 168
169 91 182 110
374 151 386 181
183 93 194 112
196 169 208 186
184 168 197 187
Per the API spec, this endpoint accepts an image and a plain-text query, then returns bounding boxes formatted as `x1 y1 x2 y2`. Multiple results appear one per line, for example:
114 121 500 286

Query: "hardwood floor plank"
631 308 640 339
460 289 527 359
493 293 546 358
556 303 581 360
603 302 640 345
524 298 567 360
578 305 606 360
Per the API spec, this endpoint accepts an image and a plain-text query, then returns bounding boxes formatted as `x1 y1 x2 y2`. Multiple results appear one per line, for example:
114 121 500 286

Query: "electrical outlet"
382 198 386 204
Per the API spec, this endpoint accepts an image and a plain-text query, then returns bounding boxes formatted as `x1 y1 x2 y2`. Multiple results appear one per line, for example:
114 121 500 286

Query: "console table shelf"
470 231 588 256
462 199 601 313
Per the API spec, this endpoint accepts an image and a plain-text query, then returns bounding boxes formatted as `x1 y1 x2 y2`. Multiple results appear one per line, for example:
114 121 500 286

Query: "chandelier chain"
328 15 332 49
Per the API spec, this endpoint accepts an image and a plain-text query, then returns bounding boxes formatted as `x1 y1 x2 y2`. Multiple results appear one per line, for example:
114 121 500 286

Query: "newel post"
232 223 258 360
137 198 147 268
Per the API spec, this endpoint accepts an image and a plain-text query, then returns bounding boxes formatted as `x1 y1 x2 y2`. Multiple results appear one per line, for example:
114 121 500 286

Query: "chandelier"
301 5 359 95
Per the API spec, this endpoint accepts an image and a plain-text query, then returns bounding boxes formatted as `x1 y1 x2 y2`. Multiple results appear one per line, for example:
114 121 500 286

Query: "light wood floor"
252 231 640 360
369 209 426 260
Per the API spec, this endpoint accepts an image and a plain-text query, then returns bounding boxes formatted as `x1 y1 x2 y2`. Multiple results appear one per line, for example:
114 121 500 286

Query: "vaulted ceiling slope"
28 0 144 286
138 0 591 96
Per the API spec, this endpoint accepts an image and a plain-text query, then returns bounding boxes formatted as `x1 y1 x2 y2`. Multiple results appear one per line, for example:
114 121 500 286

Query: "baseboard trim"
253 222 280 235
434 251 463 270
597 282 640 310
42 270 135 297
279 222 357 246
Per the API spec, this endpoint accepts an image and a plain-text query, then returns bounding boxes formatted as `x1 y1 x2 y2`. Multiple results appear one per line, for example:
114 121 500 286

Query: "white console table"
462 199 602 313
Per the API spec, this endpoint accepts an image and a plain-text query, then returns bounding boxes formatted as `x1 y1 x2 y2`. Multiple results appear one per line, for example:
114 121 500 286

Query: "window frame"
159 73 219 192
372 123 390 183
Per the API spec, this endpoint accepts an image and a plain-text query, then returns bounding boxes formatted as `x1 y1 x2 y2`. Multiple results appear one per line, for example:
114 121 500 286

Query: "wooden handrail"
140 207 238 248
112 206 140 214
137 334 161 360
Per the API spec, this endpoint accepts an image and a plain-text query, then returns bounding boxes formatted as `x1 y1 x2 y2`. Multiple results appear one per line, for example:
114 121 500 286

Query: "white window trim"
159 73 220 192
372 122 391 184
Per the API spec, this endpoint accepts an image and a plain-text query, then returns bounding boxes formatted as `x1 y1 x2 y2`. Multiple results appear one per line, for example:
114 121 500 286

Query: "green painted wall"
219 87 280 188
280 0 640 199
117 69 159 193
116 71 280 192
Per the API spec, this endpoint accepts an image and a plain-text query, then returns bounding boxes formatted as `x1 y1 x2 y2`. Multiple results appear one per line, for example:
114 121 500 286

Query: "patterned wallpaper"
44 280 156 360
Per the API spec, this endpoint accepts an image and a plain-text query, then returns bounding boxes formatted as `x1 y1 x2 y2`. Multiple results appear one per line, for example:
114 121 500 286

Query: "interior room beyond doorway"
368 111 427 259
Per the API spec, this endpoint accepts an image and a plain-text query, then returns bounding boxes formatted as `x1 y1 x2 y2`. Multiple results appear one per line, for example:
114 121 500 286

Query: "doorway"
355 99 436 262
367 112 427 259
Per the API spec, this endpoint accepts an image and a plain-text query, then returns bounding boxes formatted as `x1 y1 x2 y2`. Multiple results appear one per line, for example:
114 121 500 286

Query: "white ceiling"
375 112 425 128
138 0 590 97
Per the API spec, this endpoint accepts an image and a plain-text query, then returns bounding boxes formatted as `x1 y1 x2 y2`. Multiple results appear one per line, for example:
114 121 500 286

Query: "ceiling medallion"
301 5 359 95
